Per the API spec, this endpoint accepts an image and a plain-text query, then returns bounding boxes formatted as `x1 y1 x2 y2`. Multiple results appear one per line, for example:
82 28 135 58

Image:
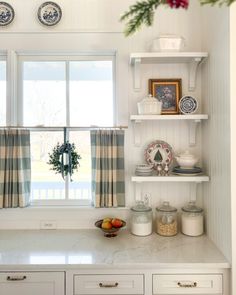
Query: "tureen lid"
182 201 203 213
156 201 177 212
177 150 196 160
131 201 152 212
139 94 161 105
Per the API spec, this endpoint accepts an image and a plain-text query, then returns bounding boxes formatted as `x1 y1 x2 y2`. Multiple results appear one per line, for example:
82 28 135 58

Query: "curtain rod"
0 126 128 131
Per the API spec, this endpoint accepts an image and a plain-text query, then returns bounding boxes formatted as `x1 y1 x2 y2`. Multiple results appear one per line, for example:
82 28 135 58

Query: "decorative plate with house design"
38 2 62 26
144 140 173 169
0 2 14 26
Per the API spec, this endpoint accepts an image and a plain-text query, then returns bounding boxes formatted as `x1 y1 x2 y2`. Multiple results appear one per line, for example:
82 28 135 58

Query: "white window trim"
14 51 116 207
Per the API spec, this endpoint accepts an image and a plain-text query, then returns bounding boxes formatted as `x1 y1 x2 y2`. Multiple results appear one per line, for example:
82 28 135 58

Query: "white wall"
0 0 206 229
201 6 231 263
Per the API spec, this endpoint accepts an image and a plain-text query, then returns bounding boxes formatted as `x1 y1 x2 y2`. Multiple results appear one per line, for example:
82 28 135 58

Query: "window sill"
3 206 130 211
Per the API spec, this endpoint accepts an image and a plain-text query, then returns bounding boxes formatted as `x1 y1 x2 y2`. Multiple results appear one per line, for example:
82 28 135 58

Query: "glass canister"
181 201 204 236
130 201 153 236
156 201 178 236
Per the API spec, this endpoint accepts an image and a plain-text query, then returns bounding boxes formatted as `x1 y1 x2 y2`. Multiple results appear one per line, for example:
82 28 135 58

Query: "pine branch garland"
120 0 163 36
121 0 236 36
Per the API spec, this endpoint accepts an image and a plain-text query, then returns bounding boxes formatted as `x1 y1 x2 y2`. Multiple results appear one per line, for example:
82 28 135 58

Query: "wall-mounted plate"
179 95 198 114
38 1 62 26
0 2 15 26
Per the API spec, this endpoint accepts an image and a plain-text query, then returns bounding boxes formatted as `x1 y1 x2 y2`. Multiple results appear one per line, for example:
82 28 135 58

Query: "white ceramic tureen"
175 150 198 169
137 94 162 115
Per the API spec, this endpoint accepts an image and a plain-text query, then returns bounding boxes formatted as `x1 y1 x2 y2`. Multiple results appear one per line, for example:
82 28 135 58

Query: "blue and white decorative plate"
179 95 198 114
38 2 62 26
0 2 14 26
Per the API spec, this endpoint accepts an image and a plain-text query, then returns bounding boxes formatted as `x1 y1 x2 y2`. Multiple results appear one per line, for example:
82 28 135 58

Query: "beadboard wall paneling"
0 1 204 228
201 6 231 262
0 0 202 51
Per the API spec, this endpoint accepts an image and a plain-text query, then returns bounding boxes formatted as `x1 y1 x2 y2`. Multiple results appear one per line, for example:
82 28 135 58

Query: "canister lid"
131 201 152 212
156 201 177 212
182 201 203 213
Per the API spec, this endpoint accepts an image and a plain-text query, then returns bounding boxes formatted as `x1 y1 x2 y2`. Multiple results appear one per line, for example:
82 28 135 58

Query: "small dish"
95 219 126 238
172 166 203 176
0 2 15 26
38 1 62 26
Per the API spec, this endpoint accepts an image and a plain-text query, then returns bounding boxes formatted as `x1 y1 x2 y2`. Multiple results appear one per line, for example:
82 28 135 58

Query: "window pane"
69 131 92 201
0 61 6 125
70 61 114 126
23 62 66 126
31 132 65 200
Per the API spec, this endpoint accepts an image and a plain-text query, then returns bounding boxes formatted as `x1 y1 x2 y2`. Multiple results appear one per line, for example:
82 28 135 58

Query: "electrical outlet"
40 220 57 230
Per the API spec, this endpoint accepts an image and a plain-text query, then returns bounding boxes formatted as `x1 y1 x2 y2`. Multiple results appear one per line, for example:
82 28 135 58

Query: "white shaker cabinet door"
0 272 65 295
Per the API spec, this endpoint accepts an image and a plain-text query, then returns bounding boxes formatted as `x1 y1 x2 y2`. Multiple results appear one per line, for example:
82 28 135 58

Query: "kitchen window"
18 54 115 206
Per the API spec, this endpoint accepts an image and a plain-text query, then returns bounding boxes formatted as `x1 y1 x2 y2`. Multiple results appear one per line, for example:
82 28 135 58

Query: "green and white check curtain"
91 130 125 208
0 129 31 208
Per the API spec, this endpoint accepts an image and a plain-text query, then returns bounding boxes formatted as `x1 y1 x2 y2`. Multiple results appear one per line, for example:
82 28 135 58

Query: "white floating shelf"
130 52 208 91
130 52 208 65
130 114 208 121
132 175 209 183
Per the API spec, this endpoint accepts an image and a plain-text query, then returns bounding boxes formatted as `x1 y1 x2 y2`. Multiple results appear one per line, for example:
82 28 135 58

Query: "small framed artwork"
149 79 182 114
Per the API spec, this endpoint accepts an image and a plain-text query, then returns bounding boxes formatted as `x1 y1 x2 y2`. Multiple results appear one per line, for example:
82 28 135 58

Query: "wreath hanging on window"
47 141 81 181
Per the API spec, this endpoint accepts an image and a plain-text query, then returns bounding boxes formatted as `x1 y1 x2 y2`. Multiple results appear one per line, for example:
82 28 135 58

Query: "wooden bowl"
95 219 126 238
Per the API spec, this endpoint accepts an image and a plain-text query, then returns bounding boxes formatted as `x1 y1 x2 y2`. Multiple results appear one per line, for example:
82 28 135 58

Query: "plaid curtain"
0 129 31 208
91 130 125 208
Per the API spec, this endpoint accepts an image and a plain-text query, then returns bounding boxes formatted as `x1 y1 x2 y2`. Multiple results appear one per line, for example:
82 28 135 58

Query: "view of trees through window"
21 58 114 204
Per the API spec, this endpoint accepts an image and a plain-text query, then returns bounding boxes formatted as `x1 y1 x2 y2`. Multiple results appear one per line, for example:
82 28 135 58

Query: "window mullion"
65 61 70 200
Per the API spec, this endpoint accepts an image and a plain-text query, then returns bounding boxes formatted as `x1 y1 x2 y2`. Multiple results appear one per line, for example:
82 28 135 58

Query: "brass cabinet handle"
99 282 119 288
177 281 197 288
7 276 27 281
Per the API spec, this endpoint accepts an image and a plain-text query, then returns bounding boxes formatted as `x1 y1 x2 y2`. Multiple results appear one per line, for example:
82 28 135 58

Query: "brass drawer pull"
178 281 197 288
7 276 27 281
99 282 119 288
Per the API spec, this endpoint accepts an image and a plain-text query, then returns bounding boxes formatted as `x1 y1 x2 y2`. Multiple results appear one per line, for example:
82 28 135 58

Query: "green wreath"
48 141 81 181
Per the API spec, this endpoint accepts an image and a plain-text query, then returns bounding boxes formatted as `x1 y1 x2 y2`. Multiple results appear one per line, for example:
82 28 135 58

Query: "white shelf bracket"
189 119 200 146
133 58 141 91
188 57 202 91
133 120 142 146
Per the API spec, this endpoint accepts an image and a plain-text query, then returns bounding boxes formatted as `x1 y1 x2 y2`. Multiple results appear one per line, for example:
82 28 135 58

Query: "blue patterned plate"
179 95 198 114
0 2 14 26
38 2 62 26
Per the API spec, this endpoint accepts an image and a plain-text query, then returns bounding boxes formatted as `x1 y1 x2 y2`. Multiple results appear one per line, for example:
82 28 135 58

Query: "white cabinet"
0 272 65 295
74 274 144 295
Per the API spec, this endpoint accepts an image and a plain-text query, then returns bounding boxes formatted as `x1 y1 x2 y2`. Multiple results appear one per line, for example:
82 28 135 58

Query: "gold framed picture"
149 79 182 114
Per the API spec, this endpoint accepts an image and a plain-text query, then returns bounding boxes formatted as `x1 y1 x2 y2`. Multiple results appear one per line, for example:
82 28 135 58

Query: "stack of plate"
172 166 203 176
135 164 153 176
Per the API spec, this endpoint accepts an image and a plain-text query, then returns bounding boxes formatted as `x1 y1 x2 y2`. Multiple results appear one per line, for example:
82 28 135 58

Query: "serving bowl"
175 150 198 169
95 219 126 238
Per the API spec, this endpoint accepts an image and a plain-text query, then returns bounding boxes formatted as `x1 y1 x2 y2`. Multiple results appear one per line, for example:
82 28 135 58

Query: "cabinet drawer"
153 274 222 294
0 272 65 295
74 274 144 295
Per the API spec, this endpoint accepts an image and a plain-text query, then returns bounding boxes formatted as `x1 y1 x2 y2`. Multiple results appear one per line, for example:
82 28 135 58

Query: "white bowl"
150 35 185 52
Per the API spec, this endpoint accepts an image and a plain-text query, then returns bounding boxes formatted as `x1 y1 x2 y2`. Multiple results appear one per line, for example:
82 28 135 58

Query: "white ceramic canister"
181 201 204 236
130 201 153 236
137 94 162 115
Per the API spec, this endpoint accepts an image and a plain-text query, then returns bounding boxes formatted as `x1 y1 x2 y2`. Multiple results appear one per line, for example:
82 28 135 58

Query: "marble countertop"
0 229 230 270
